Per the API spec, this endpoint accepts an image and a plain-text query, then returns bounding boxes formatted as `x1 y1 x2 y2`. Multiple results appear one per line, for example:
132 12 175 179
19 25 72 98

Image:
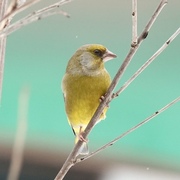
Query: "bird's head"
66 44 117 76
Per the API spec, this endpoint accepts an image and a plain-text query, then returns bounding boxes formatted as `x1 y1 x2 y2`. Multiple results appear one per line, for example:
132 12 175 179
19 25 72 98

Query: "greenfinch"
62 44 116 155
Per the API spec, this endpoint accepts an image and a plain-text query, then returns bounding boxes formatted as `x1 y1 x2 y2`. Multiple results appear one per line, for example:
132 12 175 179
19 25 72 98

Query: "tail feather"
78 142 89 155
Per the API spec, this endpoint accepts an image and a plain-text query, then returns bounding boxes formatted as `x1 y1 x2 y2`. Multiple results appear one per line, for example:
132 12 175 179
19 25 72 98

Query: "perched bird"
62 44 117 155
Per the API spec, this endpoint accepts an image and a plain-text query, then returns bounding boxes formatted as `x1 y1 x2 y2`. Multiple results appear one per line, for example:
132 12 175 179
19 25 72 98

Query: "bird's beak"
102 49 117 62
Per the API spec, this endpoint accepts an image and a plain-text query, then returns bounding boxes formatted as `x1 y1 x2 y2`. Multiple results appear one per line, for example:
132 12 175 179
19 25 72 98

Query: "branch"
76 96 180 163
54 0 168 179
0 0 71 38
0 0 41 26
112 27 180 99
0 0 7 18
0 0 8 103
132 0 138 46
0 0 27 29
138 0 168 43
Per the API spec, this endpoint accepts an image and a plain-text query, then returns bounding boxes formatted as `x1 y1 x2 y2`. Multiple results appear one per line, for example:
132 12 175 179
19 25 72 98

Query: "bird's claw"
99 95 109 108
78 134 88 143
99 95 105 102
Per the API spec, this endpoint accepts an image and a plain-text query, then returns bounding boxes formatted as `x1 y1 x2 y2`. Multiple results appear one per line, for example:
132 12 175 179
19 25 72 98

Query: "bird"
61 44 117 155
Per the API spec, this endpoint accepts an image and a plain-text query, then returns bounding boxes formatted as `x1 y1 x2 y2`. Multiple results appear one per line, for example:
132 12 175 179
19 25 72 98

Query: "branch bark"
132 0 137 46
0 0 8 102
54 0 168 179
0 0 41 26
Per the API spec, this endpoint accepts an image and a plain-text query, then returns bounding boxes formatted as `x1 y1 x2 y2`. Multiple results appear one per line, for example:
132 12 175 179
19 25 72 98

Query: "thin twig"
7 86 30 180
132 0 138 46
76 96 180 163
1 0 27 29
0 0 8 103
138 0 168 43
0 0 71 38
0 0 41 26
54 1 168 179
0 0 7 18
112 27 180 99
0 38 6 102
0 0 20 30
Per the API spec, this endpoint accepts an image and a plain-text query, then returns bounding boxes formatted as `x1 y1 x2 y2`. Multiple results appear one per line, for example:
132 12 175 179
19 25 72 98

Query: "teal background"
0 0 180 171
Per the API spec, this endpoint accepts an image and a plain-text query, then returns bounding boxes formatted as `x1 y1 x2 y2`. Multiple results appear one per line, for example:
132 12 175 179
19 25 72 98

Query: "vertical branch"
7 86 30 180
0 39 6 102
0 0 7 18
132 0 138 46
0 0 8 102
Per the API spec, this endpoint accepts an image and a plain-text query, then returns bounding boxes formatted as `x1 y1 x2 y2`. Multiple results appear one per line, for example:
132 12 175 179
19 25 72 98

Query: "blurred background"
0 0 180 179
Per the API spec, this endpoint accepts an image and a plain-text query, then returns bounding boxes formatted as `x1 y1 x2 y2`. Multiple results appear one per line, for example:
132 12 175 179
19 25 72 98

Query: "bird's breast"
62 71 111 126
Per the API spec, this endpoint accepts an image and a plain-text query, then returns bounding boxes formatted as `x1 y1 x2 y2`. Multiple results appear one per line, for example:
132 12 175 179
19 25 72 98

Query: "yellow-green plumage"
63 71 110 128
62 44 116 155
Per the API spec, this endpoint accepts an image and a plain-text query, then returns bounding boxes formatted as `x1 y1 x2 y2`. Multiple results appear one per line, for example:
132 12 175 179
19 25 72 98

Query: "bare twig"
54 1 168 179
112 27 180 99
132 0 138 46
0 0 8 103
0 0 21 30
7 86 30 180
1 0 27 29
0 0 7 18
0 0 41 26
76 96 180 163
0 0 71 38
138 0 168 43
0 38 6 103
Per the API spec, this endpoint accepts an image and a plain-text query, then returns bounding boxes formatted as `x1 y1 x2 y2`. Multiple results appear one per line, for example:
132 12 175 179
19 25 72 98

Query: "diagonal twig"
76 96 180 163
0 0 71 38
138 0 168 43
0 0 41 25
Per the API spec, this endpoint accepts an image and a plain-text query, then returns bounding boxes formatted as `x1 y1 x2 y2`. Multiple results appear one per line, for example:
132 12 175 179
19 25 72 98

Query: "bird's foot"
78 126 88 143
99 95 105 102
78 134 88 143
99 95 109 108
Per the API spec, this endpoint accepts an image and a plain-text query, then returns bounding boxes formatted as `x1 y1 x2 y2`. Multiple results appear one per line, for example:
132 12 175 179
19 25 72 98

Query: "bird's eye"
94 49 103 57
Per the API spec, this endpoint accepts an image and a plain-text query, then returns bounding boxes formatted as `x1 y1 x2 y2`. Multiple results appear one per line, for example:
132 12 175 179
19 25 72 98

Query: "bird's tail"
75 137 89 155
